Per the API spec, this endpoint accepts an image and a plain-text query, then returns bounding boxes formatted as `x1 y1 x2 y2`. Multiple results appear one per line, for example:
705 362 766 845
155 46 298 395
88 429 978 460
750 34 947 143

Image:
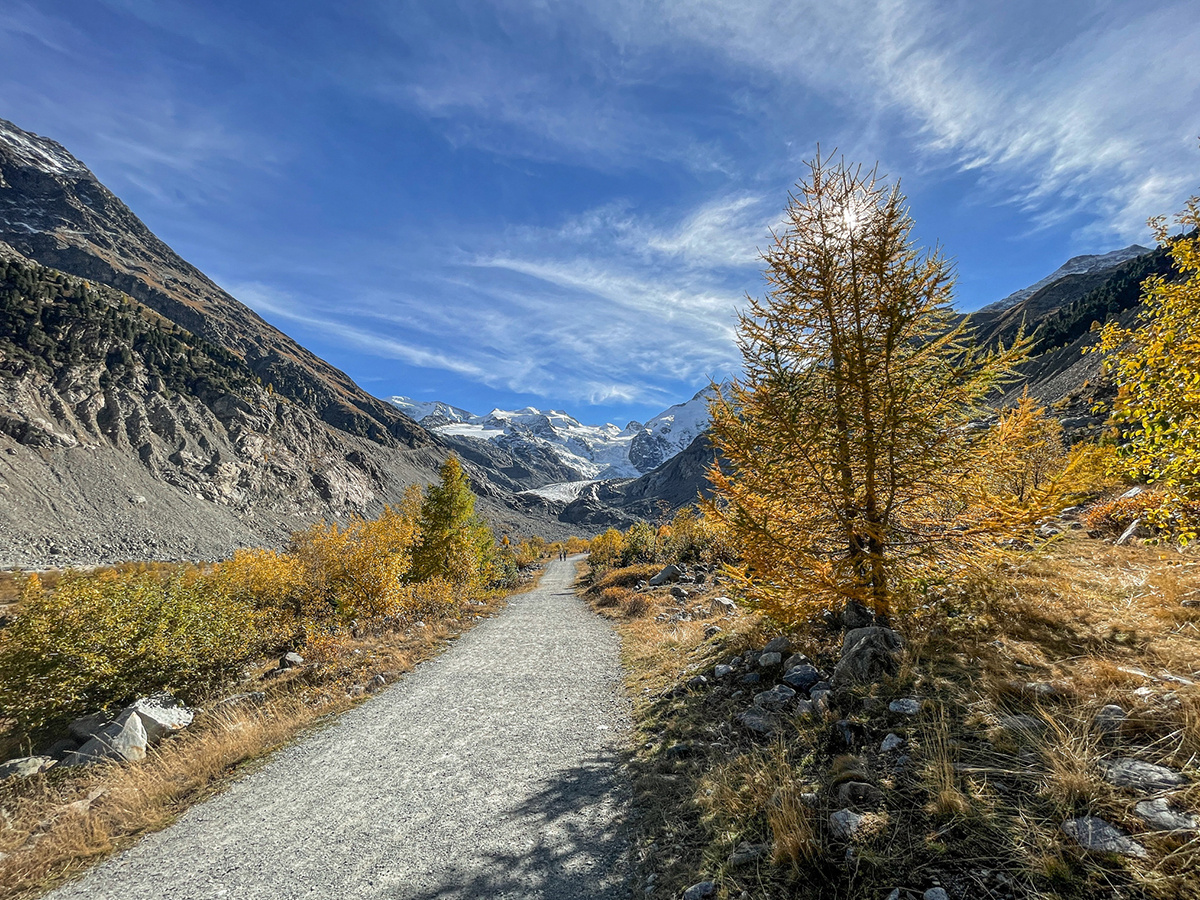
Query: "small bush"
0 571 262 742
1082 490 1160 536
621 594 650 618
597 586 631 608
587 528 625 572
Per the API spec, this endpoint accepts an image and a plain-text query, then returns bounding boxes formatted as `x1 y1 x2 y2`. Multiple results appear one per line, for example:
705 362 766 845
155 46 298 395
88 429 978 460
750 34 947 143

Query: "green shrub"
0 571 261 742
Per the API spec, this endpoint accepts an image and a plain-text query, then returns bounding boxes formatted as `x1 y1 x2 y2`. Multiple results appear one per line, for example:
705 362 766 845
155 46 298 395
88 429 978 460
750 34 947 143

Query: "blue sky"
2 1 1197 426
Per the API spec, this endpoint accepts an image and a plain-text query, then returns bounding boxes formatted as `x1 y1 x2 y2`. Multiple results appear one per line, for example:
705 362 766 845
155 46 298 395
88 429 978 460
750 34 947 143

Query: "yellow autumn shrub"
0 570 261 741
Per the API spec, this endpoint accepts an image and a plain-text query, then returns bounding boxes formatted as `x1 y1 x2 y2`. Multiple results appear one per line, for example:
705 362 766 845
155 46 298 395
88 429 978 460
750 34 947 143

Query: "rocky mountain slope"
0 119 580 565
0 118 427 447
975 245 1150 316
970 242 1181 441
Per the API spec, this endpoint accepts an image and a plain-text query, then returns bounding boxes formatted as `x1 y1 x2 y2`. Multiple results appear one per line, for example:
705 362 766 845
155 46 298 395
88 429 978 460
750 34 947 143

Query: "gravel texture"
46 557 632 899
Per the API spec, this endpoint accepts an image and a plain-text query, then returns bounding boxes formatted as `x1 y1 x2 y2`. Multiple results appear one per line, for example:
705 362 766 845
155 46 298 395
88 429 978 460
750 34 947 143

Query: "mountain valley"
0 113 1185 566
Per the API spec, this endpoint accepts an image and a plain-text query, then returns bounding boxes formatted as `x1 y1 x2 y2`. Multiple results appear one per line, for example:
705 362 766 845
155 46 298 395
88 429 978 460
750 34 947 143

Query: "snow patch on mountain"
0 120 88 178
387 387 714 480
519 480 599 503
978 245 1151 315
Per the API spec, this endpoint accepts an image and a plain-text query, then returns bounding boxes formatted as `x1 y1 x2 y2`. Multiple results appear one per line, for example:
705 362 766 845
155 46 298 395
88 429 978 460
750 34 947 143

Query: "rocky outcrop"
0 118 428 449
832 626 905 688
0 248 570 566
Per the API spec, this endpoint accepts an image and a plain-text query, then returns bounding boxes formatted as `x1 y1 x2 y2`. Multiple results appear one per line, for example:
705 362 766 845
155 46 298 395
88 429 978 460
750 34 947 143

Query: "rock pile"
0 694 194 780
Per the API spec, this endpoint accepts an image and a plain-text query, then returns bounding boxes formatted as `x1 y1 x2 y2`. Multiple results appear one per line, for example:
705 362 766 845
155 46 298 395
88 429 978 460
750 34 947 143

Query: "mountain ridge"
389 387 713 481
0 117 428 449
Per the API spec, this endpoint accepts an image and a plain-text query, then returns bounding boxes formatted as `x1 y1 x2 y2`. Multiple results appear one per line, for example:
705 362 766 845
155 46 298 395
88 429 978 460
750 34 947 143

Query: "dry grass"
0 582 521 900
599 536 1200 900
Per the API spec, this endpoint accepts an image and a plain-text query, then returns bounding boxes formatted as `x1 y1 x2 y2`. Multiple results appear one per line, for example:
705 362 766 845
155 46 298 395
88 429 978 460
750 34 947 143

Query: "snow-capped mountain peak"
388 397 474 427
386 388 714 480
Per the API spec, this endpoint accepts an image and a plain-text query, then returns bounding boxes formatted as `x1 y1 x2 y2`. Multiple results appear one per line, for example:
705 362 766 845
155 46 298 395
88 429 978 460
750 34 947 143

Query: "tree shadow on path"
387 748 634 900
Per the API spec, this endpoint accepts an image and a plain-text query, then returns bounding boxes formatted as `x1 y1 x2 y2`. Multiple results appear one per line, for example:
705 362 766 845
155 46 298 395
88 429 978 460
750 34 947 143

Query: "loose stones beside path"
1099 758 1187 792
1135 798 1200 832
1062 816 1148 858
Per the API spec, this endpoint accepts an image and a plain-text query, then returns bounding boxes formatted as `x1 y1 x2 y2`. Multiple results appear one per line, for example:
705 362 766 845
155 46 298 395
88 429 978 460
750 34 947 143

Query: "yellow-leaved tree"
1098 194 1200 539
707 154 1029 622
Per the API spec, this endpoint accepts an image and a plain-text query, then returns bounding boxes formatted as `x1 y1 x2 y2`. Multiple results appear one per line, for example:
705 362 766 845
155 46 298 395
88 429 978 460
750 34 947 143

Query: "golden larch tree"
707 154 1027 622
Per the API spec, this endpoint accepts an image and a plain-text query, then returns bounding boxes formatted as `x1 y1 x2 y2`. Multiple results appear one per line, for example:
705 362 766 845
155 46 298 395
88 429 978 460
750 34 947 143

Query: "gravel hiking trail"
47 557 633 900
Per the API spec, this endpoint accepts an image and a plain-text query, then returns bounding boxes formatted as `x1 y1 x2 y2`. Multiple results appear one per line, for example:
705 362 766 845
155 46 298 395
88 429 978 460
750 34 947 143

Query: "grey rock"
1062 816 1148 857
44 737 80 760
714 664 733 679
62 708 148 766
842 600 875 630
835 780 884 809
648 564 681 586
829 808 864 839
763 636 791 655
669 585 690 601
703 624 722 639
738 708 776 735
833 626 903 688
886 891 901 900
881 732 904 752
1135 797 1199 832
794 699 815 716
1022 681 1061 701
280 651 305 669
889 698 921 716
687 675 709 690
924 890 949 900
809 680 832 694
754 685 797 710
68 710 111 742
710 596 737 616
1094 704 1126 735
1116 518 1144 546
741 672 761 685
782 664 821 691
366 674 388 693
1100 758 1187 792
783 652 810 670
683 882 715 900
728 841 768 867
758 651 782 667
0 756 56 779
811 688 832 711
129 695 193 744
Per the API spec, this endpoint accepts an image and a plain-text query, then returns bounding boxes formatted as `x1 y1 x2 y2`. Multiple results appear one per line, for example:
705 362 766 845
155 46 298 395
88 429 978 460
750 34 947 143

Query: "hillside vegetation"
587 164 1200 900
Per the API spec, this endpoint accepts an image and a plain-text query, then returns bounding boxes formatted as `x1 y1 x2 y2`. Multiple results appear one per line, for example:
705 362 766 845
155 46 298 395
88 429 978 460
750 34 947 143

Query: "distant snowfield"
388 389 714 481
519 480 598 502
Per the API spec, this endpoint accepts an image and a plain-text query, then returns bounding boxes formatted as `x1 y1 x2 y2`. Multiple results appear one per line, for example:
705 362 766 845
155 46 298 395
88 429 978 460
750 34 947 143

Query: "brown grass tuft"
0 585 516 899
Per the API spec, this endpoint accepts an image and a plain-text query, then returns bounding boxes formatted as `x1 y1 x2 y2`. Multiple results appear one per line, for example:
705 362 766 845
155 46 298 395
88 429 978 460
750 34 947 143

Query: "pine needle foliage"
411 455 493 588
707 154 1029 621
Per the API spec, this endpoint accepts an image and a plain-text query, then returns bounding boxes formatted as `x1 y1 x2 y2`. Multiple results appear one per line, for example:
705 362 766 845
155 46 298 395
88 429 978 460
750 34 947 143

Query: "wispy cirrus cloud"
591 0 1200 240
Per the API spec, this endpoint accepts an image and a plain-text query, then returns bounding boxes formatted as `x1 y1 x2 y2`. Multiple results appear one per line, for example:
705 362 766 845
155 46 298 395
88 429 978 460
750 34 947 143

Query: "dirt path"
46 558 632 900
